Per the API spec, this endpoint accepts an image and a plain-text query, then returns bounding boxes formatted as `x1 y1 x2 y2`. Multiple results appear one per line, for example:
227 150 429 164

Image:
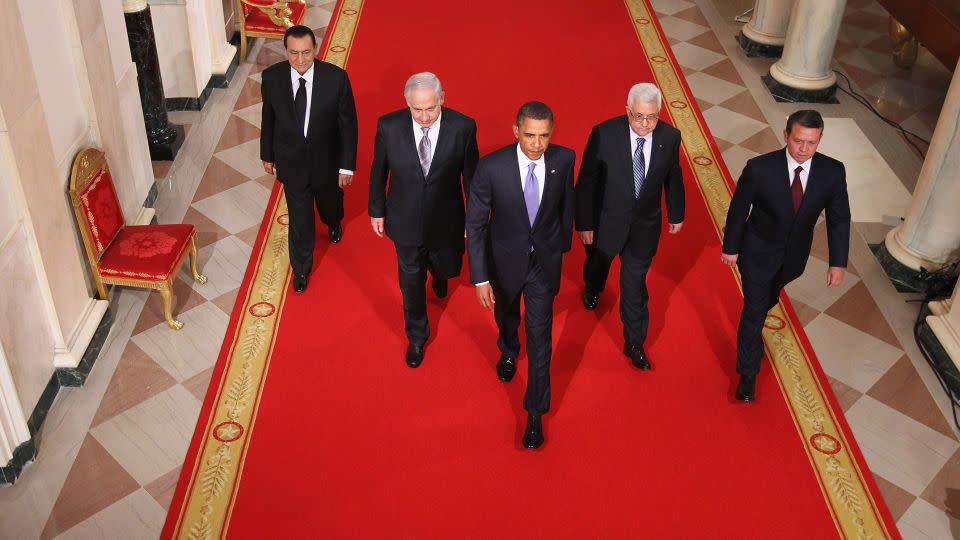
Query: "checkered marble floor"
1 0 957 538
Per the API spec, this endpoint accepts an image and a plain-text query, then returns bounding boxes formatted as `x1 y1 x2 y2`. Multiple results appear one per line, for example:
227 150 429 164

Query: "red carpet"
163 1 899 537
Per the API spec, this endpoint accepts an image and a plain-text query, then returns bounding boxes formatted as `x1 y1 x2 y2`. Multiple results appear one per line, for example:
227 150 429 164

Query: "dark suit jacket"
722 149 850 285
259 60 358 186
466 144 575 298
368 107 479 249
574 116 685 258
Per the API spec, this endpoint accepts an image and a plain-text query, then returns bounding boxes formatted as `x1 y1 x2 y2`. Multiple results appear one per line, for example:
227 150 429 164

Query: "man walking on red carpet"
722 109 850 402
260 25 358 293
575 83 685 371
466 102 575 449
368 72 479 368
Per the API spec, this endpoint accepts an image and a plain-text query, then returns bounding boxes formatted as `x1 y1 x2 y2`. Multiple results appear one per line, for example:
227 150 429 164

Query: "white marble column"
0 339 31 471
205 0 238 76
740 0 797 54
884 59 960 271
766 0 846 100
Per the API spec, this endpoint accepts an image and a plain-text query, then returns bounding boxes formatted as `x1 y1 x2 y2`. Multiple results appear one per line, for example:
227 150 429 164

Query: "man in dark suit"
368 72 479 368
722 109 850 402
575 83 685 370
260 25 358 293
466 102 575 449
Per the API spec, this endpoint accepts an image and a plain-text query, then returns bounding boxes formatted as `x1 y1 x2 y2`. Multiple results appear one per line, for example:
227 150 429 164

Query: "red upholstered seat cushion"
98 224 194 282
80 169 124 256
243 2 307 34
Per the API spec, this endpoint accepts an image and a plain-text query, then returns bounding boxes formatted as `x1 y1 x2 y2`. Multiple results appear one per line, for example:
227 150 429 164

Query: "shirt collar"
630 125 653 144
290 63 315 84
786 148 812 172
516 144 545 169
412 110 442 132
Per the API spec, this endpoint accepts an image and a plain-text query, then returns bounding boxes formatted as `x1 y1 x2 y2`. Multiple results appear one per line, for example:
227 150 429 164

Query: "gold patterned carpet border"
623 1 893 537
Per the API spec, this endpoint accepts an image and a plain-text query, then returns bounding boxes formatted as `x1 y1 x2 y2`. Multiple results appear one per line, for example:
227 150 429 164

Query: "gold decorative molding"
624 1 893 537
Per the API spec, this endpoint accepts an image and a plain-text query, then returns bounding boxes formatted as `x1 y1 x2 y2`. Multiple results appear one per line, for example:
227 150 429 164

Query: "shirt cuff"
474 281 489 287
338 169 354 175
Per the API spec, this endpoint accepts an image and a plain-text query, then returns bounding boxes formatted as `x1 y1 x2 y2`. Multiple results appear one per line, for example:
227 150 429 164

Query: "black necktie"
295 77 307 137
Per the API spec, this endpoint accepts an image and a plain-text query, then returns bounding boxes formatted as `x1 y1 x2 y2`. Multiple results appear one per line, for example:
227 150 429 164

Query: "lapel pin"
550 169 556 174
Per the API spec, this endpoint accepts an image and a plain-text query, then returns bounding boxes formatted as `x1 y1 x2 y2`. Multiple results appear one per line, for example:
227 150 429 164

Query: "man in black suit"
466 102 575 449
368 72 479 368
260 25 358 293
722 109 850 402
575 83 685 370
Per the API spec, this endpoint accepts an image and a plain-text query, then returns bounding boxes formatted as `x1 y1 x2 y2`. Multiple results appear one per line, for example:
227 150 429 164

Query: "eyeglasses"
627 111 659 124
286 49 315 58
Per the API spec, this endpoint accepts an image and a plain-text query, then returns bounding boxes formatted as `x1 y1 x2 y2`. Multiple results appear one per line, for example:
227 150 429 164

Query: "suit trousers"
582 226 654 347
494 252 553 415
283 173 344 276
394 243 461 346
735 264 784 376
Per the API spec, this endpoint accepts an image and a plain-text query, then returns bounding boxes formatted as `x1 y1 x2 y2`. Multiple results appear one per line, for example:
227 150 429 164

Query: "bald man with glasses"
575 83 685 371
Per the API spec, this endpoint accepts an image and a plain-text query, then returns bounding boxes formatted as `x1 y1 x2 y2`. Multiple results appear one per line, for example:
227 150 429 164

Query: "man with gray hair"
575 82 685 370
369 72 479 368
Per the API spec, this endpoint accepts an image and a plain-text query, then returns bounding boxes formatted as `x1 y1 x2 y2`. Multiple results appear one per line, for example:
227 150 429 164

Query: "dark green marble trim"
917 311 960 400
210 48 240 89
165 82 213 112
1 307 113 484
871 242 929 293
762 73 839 104
736 31 783 58
143 181 159 209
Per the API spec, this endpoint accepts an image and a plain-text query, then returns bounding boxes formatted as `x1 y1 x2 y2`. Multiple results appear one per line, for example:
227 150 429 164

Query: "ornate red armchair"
237 0 308 61
69 149 207 330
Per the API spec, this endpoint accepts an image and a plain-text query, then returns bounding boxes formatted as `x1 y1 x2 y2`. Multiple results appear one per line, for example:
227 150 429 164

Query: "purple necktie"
524 162 539 226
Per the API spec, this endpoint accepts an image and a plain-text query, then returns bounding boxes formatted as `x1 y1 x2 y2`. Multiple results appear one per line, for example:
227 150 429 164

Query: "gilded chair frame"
68 149 207 330
237 0 308 61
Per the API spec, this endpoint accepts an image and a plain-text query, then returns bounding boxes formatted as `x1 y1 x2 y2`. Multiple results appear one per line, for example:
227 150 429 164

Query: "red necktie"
791 165 804 213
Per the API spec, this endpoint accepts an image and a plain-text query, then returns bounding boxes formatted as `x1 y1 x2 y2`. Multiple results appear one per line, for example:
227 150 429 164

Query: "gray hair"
404 72 443 101
627 83 662 111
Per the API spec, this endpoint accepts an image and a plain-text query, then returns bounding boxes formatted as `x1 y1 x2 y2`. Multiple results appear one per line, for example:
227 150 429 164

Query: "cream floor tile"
90 386 201 486
845 396 959 496
233 102 262 129
838 48 903 77
131 302 229 382
649 0 695 16
784 256 860 312
302 5 334 29
897 497 960 539
180 235 253 300
214 139 267 180
701 106 766 144
819 118 911 223
56 489 165 540
802 313 901 393
656 15 707 41
248 71 263 84
719 145 758 181
900 115 935 143
669 41 725 71
684 72 746 106
192 180 271 234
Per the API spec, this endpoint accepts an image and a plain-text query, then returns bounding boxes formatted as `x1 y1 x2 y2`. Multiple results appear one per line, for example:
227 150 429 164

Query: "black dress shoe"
496 354 517 382
581 289 599 310
736 374 756 403
328 223 343 244
405 344 425 368
522 413 544 449
431 277 448 299
293 274 308 293
623 343 651 370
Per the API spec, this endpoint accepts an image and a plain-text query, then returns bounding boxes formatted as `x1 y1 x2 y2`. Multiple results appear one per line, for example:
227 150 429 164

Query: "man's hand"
668 222 684 234
578 231 594 245
475 283 495 311
262 161 275 175
339 173 353 188
721 252 738 268
827 266 845 287
370 217 384 237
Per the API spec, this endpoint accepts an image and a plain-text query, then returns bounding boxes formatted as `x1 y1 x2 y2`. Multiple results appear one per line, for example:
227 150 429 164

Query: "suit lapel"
532 149 558 230
402 115 426 181
774 149 796 216
796 153 823 216
427 113 453 183
283 66 298 134
305 61 322 140
621 117 634 194
508 145 531 231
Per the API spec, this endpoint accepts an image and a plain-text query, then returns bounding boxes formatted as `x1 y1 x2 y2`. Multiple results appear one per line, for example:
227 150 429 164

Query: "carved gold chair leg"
159 287 184 330
240 30 248 62
188 235 208 284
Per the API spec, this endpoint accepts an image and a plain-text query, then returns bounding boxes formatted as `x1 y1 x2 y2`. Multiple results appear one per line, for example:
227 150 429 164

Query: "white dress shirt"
786 149 811 191
516 143 545 204
412 111 442 164
630 128 652 177
289 65 353 176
